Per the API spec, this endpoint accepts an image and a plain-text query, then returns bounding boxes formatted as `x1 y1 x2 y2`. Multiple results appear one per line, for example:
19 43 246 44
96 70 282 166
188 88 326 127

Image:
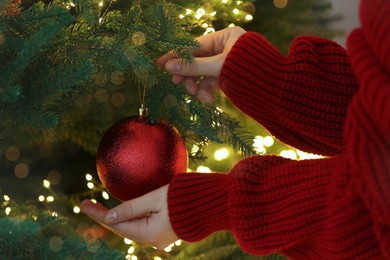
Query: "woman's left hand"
80 185 178 249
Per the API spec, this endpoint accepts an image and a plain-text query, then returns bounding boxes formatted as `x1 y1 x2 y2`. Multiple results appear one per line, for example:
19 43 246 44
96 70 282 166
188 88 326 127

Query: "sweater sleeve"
344 0 390 255
219 33 359 156
168 155 383 258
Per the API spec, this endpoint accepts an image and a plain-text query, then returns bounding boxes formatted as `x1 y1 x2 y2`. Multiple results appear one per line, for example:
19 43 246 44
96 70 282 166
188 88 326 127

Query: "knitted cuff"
167 172 231 242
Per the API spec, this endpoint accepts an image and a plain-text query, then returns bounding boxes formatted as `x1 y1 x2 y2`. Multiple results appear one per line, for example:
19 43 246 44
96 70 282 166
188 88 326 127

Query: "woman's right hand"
157 27 246 103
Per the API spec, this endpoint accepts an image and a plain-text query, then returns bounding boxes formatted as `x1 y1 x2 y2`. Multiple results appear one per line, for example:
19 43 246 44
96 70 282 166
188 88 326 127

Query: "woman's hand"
80 185 178 249
157 26 246 103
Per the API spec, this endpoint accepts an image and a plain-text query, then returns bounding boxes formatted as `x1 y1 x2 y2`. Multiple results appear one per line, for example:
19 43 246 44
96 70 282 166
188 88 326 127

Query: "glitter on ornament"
131 31 146 46
96 115 188 201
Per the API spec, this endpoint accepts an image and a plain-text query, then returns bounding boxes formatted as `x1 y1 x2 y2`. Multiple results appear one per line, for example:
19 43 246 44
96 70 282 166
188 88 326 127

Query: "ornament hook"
139 104 148 117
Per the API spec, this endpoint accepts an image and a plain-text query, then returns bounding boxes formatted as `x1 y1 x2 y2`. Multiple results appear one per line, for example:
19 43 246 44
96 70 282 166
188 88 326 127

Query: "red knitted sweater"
168 0 390 258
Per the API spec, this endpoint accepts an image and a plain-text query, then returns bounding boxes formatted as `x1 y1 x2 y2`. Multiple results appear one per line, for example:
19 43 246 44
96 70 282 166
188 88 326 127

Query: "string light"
73 206 81 214
98 0 103 7
253 136 266 154
204 27 216 35
191 144 200 155
296 150 323 160
46 196 55 203
3 195 10 201
233 8 240 15
179 14 185 19
43 179 50 189
214 148 229 161
210 11 217 16
91 199 97 204
280 149 297 160
186 9 192 15
196 166 211 173
153 257 162 260
164 243 175 252
175 240 182 246
222 0 228 3
263 136 274 147
102 191 110 200
127 246 135 254
124 238 133 245
245 14 253 21
87 182 94 189
5 207 11 215
195 8 206 19
38 195 45 202
228 23 236 27
86 174 93 181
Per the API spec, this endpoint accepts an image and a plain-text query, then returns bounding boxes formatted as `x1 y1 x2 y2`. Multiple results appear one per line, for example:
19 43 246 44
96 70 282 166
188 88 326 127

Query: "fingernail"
166 61 180 72
105 211 117 223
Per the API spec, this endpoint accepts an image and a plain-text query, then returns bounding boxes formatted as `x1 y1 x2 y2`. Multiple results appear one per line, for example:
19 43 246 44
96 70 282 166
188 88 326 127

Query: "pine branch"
207 106 257 156
0 214 125 259
0 7 74 103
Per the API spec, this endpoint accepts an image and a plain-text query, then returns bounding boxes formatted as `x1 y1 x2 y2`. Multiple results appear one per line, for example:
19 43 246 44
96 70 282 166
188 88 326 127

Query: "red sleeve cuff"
167 172 231 242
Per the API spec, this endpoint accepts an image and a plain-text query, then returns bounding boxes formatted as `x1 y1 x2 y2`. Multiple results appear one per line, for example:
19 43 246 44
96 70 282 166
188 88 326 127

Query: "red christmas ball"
96 116 188 201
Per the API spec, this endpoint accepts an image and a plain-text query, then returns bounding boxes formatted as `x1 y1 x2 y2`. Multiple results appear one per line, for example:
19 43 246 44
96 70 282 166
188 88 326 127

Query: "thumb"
165 54 225 78
104 186 166 224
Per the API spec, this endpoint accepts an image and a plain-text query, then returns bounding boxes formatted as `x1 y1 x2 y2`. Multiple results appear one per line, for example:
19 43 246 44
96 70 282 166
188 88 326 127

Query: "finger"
198 78 214 103
165 54 225 78
104 188 163 225
80 199 108 223
81 199 161 244
193 28 233 56
183 78 198 95
202 77 219 92
156 51 177 68
172 74 184 85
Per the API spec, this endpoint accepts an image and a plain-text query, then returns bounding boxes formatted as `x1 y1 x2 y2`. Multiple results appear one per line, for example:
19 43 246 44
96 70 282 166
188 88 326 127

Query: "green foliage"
0 213 124 259
168 232 287 260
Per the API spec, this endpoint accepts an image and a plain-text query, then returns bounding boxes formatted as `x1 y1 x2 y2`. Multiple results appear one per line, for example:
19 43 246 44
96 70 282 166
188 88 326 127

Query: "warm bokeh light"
5 207 11 215
214 148 229 161
73 206 81 214
43 179 51 188
263 136 274 147
196 166 212 173
273 0 288 8
14 163 29 178
5 146 20 161
47 170 61 185
124 238 133 245
280 149 297 160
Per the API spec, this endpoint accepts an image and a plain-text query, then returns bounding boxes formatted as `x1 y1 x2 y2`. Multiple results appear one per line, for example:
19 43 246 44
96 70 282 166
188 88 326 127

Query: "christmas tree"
0 0 338 258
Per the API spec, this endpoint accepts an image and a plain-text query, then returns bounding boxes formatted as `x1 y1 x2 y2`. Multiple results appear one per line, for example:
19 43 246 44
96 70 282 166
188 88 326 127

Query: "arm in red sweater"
168 155 383 258
344 0 390 255
169 1 389 258
220 33 359 156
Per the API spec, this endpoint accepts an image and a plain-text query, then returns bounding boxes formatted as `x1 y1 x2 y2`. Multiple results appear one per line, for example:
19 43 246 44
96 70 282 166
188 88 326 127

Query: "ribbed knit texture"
168 0 390 258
